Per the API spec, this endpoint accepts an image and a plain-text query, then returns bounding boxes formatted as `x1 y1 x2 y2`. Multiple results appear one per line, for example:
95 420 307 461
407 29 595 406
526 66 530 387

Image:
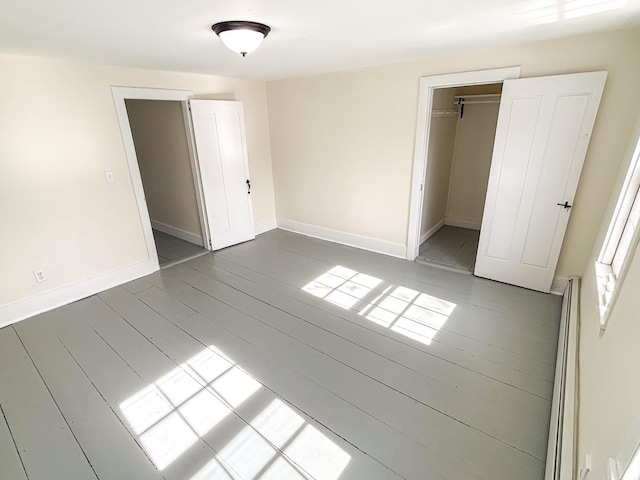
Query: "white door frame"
406 67 522 261
111 86 212 271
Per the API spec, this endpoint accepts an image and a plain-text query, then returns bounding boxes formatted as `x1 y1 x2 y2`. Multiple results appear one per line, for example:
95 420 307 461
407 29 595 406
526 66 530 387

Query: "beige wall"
126 99 202 242
420 88 457 238
0 53 275 308
576 111 640 479
446 100 500 227
267 27 640 278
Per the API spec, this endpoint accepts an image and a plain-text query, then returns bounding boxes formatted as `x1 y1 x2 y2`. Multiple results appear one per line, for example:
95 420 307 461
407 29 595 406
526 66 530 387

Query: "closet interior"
418 83 503 273
126 99 208 267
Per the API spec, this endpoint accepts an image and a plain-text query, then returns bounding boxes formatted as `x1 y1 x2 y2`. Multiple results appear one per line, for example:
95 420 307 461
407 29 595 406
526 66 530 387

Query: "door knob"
557 201 572 210
246 179 251 194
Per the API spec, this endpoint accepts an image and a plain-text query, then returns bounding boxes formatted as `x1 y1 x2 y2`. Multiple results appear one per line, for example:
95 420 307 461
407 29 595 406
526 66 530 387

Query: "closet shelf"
431 109 458 117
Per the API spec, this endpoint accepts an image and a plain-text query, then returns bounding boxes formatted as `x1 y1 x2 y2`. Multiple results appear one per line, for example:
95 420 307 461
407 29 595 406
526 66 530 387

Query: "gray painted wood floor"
0 229 561 480
153 229 207 267
417 226 480 274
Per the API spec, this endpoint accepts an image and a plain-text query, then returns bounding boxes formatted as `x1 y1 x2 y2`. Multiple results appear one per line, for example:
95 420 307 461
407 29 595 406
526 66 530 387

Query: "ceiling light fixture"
211 21 271 57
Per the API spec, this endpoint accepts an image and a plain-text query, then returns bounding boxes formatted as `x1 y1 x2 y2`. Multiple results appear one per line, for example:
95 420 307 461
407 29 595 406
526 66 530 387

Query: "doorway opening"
416 83 502 274
408 68 607 293
113 87 257 275
112 87 212 273
406 67 521 267
125 99 209 268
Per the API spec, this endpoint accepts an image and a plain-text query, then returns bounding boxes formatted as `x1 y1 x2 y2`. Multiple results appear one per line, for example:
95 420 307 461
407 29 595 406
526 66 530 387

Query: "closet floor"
153 229 207 267
417 225 480 274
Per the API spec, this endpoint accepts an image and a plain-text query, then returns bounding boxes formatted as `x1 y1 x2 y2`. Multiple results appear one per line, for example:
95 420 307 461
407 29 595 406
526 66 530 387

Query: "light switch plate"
105 170 115 183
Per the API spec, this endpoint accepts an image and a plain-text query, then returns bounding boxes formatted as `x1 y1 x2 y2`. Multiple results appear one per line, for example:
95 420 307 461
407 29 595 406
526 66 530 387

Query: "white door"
189 100 255 250
474 71 607 292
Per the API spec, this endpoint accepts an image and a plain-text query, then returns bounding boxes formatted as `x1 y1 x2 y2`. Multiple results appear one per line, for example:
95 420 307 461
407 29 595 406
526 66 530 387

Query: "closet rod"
453 93 501 105
454 100 500 105
453 93 501 99
454 94 501 118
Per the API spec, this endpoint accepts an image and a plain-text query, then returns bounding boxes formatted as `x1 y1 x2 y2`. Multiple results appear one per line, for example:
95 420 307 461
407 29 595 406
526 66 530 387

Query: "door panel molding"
474 71 607 292
189 100 256 250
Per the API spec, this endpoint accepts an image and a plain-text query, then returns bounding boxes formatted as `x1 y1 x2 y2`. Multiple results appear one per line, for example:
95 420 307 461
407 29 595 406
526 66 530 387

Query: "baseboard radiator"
545 277 580 480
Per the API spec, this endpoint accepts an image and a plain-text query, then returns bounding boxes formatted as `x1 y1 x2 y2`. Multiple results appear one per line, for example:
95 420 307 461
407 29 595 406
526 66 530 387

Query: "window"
596 135 640 328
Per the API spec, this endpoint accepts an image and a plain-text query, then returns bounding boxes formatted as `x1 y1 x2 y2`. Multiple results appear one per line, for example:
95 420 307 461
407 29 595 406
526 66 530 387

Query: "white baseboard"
550 276 569 296
545 277 579 480
420 219 445 245
445 217 481 230
276 219 407 259
151 220 203 246
255 218 277 236
0 258 158 329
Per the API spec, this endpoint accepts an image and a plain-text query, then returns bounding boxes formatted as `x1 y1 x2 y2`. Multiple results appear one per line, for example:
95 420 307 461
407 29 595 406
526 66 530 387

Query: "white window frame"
595 134 640 331
607 441 640 480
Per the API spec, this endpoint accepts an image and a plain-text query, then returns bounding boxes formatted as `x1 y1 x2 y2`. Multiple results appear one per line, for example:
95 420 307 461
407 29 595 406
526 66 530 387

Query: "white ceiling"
1 0 639 80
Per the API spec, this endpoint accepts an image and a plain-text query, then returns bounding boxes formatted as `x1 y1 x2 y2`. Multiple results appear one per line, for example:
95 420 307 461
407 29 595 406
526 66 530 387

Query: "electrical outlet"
105 170 115 183
33 270 47 282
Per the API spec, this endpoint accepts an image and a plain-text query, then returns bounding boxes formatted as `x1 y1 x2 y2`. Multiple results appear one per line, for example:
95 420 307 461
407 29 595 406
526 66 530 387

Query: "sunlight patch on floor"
120 345 350 478
302 266 456 346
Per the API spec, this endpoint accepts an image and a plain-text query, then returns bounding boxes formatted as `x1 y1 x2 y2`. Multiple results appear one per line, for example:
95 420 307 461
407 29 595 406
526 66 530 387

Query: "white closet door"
189 100 255 250
474 71 607 292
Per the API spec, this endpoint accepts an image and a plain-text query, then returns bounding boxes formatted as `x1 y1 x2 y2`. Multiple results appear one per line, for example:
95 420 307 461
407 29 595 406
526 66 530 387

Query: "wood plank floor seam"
136 287 484 479
57 338 168 479
166 271 543 462
193 259 552 417
141 304 409 480
214 249 558 365
0 399 28 479
92 296 250 480
203 259 555 396
95 294 368 480
12 327 100 480
168 283 535 479
0 230 560 480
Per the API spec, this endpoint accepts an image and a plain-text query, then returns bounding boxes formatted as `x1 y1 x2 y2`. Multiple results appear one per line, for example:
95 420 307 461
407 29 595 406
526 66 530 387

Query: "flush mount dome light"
211 21 271 57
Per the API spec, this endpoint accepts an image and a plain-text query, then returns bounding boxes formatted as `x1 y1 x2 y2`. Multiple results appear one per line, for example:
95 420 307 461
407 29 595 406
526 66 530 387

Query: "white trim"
0 87 201 327
255 218 277 235
151 220 203 246
545 277 579 480
277 219 407 259
621 442 640 480
550 276 569 296
406 66 521 261
0 259 157 329
181 102 212 251
596 128 640 331
112 86 200 270
160 250 209 269
420 219 445 245
444 217 481 231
